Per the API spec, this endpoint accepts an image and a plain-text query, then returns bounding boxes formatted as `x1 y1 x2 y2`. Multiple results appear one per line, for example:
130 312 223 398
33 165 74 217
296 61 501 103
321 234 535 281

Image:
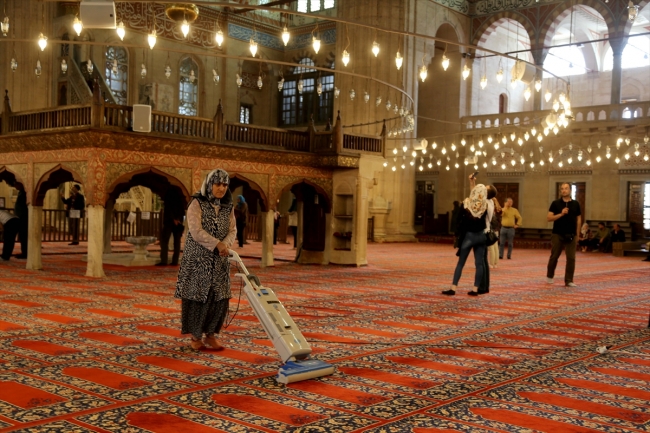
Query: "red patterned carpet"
0 243 649 432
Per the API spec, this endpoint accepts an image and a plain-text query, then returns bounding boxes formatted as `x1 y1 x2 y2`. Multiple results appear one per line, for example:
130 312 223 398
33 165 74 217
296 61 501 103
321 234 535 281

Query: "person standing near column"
157 188 185 266
546 182 581 287
234 195 248 248
487 197 502 269
287 197 298 248
1 210 20 261
13 183 28 259
499 198 522 260
60 184 85 245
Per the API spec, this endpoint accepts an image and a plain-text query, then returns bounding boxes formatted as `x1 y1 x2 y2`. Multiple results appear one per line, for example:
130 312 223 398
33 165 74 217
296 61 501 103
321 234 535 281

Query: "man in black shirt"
610 223 626 243
60 184 85 245
157 188 185 266
546 182 581 287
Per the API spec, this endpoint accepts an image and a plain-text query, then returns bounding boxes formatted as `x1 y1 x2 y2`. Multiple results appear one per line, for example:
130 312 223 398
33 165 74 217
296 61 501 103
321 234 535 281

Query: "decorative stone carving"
156 166 192 193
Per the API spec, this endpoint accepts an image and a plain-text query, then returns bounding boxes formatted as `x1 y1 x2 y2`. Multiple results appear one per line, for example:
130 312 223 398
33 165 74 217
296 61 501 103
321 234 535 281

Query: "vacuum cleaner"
228 250 335 384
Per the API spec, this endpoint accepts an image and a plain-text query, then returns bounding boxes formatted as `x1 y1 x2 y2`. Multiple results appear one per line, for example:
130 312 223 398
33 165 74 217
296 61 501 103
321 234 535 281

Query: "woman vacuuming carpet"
175 169 236 350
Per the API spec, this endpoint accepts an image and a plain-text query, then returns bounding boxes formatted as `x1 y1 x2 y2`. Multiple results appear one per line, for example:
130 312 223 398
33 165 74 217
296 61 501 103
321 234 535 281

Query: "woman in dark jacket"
175 169 236 350
443 175 497 296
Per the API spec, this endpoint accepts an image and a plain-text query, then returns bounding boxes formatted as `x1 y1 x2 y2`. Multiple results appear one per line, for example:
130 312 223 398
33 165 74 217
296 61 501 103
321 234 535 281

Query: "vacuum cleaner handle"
228 249 250 276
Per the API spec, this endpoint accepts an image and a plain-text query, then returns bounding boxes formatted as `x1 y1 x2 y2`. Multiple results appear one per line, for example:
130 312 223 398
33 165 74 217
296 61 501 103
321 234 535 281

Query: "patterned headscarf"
463 184 488 218
200 169 230 204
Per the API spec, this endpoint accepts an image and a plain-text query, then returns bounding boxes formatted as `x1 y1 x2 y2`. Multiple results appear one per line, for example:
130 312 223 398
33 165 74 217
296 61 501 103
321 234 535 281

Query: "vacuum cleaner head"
228 250 335 383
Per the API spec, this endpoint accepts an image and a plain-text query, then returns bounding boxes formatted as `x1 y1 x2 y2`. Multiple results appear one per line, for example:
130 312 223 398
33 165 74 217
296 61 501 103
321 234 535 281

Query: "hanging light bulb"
451 143 457 151
334 87 340 98
644 153 649 162
524 87 531 101
87 59 93 74
428 162 433 169
73 16 83 37
393 104 399 114
462 64 470 80
116 21 125 41
559 92 566 104
38 33 47 51
545 89 552 102
181 19 190 38
615 156 621 164
213 69 220 84
402 163 406 169
257 75 263 89
419 65 428 82
478 139 484 148
277 77 284 91
537 134 543 142
446 165 450 171
342 50 350 67
61 59 68 74
34 59 42 77
524 132 530 141
441 54 449 71
596 155 602 162
112 58 118 74
441 147 447 155
531 127 537 136
349 88 355 100
480 75 487 89
236 74 242 88
1 16 9 37
552 99 560 112
298 79 304 94
385 100 391 111
249 38 258 57
372 41 380 57
282 26 290 46
534 79 542 92
375 96 382 107
165 65 172 79
312 36 321 54
496 67 503 83
510 78 517 88
501 135 507 144
395 51 403 70
518 138 523 146
148 30 157 49
392 166 396 171
606 146 611 158
624 153 630 160
487 135 493 143
189 70 196 83
215 29 224 47
383 161 388 167
11 56 17 71
141 63 147 78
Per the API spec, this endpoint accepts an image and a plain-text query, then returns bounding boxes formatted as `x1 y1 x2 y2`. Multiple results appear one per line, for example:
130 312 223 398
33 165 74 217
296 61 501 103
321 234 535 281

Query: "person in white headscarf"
443 174 497 296
175 169 237 350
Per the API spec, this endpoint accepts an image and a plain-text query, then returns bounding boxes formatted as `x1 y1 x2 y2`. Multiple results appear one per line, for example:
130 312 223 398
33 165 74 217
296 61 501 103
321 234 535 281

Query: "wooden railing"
111 210 162 241
343 133 383 154
42 209 88 242
152 112 215 139
9 105 91 133
225 122 309 151
0 89 385 160
103 104 132 129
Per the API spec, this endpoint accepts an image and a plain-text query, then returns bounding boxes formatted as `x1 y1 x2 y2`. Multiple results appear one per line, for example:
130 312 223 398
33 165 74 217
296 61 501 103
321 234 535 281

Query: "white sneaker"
566 282 577 287
546 278 554 284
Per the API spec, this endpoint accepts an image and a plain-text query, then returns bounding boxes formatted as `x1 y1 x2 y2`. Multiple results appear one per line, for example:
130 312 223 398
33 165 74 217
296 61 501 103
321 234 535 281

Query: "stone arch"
0 166 26 190
33 165 84 207
539 1 616 50
278 179 331 213
105 167 191 208
229 173 268 212
472 12 536 49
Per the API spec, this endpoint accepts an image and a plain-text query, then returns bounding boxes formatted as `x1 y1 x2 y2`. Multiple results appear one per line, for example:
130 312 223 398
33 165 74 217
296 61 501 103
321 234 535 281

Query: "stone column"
610 39 627 105
260 211 275 268
531 48 548 111
26 205 43 270
86 205 106 278
354 175 369 266
103 201 114 254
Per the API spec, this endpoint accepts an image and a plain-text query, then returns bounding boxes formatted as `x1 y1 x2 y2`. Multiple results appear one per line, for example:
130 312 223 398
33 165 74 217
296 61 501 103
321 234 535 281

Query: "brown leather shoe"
203 335 223 350
190 338 204 350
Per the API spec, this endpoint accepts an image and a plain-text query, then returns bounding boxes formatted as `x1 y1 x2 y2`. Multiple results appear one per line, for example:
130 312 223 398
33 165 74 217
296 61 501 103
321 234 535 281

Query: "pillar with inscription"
26 205 43 270
260 210 275 268
86 205 106 277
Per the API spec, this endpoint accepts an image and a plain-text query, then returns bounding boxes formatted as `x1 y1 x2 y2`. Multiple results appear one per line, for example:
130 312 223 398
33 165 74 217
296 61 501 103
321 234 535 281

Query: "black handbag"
485 230 499 246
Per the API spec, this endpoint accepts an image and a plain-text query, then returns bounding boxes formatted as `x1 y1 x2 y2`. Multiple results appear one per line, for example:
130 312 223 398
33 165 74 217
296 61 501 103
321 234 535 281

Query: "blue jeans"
499 227 515 258
452 231 486 288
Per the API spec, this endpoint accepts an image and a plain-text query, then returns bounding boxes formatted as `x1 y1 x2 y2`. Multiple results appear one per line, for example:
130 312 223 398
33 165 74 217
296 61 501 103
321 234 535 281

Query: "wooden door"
303 191 326 251
493 183 519 209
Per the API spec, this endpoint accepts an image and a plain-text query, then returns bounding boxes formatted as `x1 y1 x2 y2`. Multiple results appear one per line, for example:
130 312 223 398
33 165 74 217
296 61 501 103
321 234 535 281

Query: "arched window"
499 93 508 114
543 46 587 77
105 46 128 105
293 57 316 74
603 35 650 71
179 57 199 116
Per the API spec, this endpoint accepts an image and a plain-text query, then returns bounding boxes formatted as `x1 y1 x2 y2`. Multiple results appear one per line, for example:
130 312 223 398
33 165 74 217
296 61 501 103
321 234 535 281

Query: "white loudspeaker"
132 105 152 133
80 0 116 29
